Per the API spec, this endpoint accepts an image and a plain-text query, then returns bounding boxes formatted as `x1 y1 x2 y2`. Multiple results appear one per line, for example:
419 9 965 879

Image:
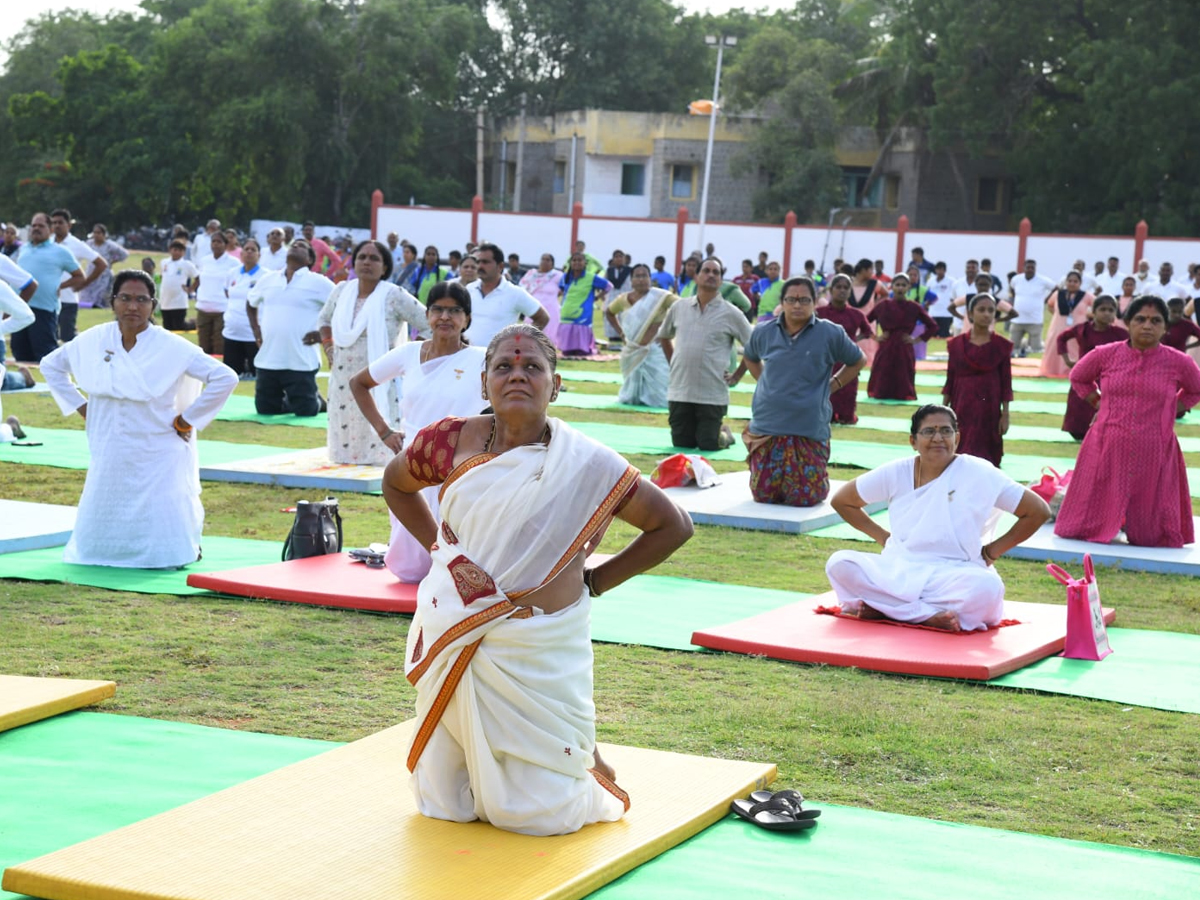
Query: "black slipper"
731 795 820 831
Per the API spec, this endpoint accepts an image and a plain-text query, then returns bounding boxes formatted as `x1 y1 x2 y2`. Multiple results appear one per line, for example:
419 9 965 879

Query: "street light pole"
697 34 735 257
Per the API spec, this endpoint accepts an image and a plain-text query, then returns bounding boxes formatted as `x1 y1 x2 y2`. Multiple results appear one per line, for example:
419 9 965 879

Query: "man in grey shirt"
740 276 865 506
657 257 752 450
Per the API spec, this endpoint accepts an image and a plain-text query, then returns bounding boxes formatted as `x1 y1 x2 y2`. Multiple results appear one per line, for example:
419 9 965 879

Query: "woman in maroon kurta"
1056 295 1128 440
943 294 1013 466
1055 296 1200 547
866 273 939 401
818 273 873 424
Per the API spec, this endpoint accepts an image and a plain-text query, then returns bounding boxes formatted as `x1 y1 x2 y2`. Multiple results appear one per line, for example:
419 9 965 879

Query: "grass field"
2 300 1198 859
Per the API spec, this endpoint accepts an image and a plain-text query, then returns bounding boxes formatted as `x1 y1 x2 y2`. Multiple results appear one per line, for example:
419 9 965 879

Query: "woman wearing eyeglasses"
348 281 486 581
39 270 237 568
827 404 1051 632
740 276 865 507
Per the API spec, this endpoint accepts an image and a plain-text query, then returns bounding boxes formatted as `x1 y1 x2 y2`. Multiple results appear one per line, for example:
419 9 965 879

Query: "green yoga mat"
0 427 292 470
594 803 1199 900
991 628 1200 714
591 575 807 652
0 712 338 900
860 392 1067 415
557 367 1073 397
0 536 283 595
568 421 747 461
553 391 753 421
216 394 327 429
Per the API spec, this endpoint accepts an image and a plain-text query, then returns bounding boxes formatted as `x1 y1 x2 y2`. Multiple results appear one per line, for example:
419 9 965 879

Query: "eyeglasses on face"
781 296 814 305
916 426 956 438
428 305 465 317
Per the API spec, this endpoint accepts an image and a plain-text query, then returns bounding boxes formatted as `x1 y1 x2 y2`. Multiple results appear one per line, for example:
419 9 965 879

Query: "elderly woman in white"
40 270 237 568
317 239 428 465
826 404 1050 632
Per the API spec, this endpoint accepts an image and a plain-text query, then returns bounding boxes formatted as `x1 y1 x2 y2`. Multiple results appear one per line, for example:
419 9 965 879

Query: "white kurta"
0 281 35 438
367 343 486 581
40 322 237 568
404 419 640 835
825 454 1025 631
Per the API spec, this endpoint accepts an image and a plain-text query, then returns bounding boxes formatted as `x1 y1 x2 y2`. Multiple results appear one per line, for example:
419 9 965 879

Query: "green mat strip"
594 802 1199 900
0 712 337 900
216 394 327 429
591 575 808 652
0 427 293 470
0 536 284 595
4 714 1194 900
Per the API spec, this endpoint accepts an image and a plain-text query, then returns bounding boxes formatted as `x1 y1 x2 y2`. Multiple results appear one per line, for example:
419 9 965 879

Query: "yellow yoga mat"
0 675 115 733
4 719 775 900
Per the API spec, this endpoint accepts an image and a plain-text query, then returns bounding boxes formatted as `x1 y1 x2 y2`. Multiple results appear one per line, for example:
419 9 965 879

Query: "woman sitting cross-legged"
825 404 1051 632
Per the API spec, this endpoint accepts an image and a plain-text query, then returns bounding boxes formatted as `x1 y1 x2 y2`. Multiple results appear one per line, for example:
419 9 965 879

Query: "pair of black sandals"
730 789 820 832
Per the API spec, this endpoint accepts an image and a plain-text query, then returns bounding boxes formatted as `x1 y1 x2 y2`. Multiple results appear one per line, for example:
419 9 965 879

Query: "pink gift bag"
1047 555 1113 661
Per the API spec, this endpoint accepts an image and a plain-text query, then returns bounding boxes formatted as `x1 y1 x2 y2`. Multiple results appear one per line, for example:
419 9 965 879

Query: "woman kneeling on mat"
383 324 693 835
825 405 1050 632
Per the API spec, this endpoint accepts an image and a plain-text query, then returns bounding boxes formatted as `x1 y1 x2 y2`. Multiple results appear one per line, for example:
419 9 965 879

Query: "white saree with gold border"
404 418 640 835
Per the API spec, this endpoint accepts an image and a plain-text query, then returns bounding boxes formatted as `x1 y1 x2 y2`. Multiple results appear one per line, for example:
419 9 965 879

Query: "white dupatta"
329 279 394 412
404 418 640 774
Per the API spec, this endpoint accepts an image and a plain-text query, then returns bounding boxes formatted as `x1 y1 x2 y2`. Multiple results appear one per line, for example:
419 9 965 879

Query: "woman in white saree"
40 270 237 568
826 405 1050 632
605 263 679 408
383 324 693 836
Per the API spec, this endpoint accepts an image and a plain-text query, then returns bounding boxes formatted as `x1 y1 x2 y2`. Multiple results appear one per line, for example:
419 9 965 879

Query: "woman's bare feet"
922 610 961 632
18 366 34 388
591 746 616 782
855 604 887 621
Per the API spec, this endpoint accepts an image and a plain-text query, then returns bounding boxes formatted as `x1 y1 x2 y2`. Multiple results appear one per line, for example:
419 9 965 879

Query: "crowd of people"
5 211 1200 836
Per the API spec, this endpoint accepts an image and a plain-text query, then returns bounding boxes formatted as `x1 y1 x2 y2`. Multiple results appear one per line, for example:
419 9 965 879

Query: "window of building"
670 164 695 200
840 167 883 208
621 163 646 196
884 174 901 210
976 177 1005 214
553 161 566 194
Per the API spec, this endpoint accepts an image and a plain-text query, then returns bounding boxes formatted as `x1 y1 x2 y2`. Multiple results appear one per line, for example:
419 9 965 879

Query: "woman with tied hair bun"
1054 295 1200 547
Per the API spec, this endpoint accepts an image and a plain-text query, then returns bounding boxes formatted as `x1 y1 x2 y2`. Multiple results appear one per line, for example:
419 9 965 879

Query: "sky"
1 0 799 67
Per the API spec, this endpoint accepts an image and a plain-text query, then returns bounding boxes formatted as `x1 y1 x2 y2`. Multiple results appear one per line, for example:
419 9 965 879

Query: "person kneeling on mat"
824 404 1050 632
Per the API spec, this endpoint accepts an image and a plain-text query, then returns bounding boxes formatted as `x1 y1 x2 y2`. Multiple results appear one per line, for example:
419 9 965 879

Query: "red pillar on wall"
782 210 797 276
470 194 483 245
569 202 584 251
1016 217 1032 268
370 189 383 240
1133 220 1149 268
674 207 689 277
894 215 909 274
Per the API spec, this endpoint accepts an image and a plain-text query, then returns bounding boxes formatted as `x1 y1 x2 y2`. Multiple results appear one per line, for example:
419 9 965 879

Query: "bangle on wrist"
379 428 395 440
584 566 602 598
981 543 996 562
173 415 193 434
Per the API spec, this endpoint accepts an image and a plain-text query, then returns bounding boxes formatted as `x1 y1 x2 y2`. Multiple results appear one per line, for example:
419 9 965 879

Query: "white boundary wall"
374 204 1200 282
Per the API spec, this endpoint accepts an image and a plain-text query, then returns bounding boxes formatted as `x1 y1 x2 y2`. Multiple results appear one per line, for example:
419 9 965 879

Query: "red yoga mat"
187 554 418 613
691 593 1117 680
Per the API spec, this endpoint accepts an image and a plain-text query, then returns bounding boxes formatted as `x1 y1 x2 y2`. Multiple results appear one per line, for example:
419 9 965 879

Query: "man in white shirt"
1146 262 1189 301
193 230 240 355
1132 259 1152 292
1068 259 1100 295
926 260 957 337
50 208 106 343
261 228 288 270
159 240 198 331
0 255 37 368
1008 259 1056 357
246 239 334 416
1095 256 1127 297
954 259 981 298
464 242 550 347
190 219 220 263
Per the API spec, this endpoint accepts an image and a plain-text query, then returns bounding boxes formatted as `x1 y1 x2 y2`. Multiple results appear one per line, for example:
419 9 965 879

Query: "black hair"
967 292 996 315
50 208 72 223
702 255 725 275
910 404 957 436
781 276 817 299
828 273 852 289
854 258 873 275
112 269 156 301
476 241 503 265
426 280 471 316
631 263 652 277
1091 294 1117 311
353 239 394 280
1125 295 1169 324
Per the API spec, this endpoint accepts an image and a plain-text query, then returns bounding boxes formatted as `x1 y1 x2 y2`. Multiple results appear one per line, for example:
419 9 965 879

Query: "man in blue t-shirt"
14 212 83 362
